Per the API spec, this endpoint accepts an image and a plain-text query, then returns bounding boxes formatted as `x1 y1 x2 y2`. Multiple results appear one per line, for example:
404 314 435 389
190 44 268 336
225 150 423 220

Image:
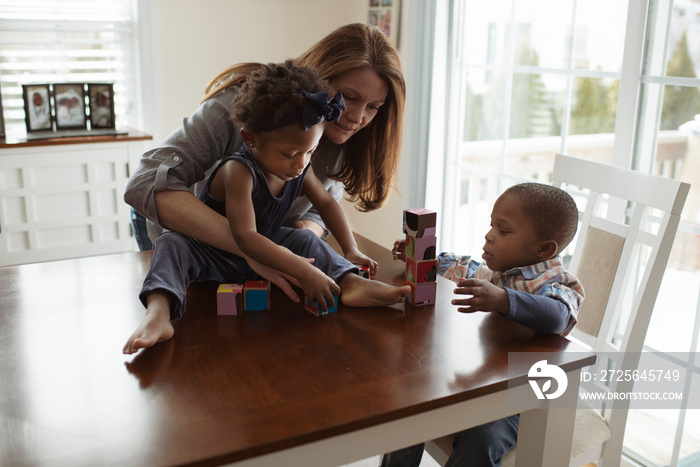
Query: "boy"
384 182 585 466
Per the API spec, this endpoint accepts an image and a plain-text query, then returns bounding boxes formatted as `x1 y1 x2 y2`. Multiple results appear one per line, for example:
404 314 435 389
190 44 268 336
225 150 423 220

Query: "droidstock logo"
528 360 568 400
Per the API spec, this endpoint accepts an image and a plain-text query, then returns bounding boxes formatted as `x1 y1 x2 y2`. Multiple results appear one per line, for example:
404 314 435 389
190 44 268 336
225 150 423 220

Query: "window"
425 0 700 465
0 0 142 138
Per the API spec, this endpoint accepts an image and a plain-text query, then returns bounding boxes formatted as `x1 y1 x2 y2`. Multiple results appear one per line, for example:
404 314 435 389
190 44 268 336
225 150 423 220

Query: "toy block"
217 283 243 315
243 280 270 311
304 292 338 316
359 265 374 279
406 257 438 284
407 279 437 307
403 208 437 238
405 234 436 261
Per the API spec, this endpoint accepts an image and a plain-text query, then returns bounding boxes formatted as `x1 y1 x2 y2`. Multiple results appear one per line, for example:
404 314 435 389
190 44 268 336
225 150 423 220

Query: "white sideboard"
0 131 152 266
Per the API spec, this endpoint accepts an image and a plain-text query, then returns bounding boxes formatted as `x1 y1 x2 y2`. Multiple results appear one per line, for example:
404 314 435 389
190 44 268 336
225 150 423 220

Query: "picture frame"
368 0 401 47
87 83 115 129
53 83 87 130
22 84 53 132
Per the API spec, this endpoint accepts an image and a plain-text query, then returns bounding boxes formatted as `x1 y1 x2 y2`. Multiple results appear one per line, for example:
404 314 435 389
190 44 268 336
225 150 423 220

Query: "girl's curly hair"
230 59 333 132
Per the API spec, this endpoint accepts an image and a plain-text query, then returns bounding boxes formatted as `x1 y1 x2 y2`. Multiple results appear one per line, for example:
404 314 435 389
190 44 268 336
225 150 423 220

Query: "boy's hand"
451 279 510 315
298 263 341 313
344 247 378 278
392 239 406 262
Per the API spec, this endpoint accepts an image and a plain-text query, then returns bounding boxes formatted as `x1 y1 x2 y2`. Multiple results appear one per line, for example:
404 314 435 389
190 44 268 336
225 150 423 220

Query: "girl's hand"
298 263 341 313
392 238 406 262
451 278 509 315
246 256 314 303
344 247 378 278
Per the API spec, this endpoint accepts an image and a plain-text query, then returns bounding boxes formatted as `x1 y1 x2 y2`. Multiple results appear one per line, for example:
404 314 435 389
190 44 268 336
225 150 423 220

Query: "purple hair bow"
300 90 346 130
251 90 345 132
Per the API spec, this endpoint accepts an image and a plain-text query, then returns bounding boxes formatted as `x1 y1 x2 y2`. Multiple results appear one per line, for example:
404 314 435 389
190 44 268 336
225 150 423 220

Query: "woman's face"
326 67 389 144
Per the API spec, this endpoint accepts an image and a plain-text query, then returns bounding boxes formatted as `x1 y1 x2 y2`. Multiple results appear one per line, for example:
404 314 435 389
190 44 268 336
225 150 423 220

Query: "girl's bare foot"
339 274 411 307
123 292 175 355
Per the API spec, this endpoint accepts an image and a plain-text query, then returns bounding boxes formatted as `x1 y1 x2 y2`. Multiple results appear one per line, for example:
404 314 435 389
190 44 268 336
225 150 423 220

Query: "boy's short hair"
503 183 579 254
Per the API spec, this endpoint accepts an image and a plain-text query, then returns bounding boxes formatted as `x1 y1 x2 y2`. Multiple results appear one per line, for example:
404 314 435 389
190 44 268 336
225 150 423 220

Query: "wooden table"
0 235 595 467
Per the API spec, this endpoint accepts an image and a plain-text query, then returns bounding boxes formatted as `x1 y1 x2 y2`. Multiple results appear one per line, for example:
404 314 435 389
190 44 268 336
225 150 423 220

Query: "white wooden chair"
425 154 690 467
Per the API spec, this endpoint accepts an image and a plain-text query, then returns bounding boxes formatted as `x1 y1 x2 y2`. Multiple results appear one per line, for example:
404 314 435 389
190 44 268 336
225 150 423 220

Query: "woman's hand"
451 278 510 315
246 256 314 303
344 247 378 278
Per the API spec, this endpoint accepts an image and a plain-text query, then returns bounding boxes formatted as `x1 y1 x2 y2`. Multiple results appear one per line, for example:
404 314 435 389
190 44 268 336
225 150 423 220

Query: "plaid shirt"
437 253 584 336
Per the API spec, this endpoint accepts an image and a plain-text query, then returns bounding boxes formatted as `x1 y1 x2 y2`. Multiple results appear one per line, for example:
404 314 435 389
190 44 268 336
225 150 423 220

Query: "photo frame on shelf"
22 84 53 132
368 0 401 47
53 83 87 130
87 83 115 129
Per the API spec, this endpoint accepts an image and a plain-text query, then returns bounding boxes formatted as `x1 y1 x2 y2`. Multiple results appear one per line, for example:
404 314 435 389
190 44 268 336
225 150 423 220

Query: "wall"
146 0 411 250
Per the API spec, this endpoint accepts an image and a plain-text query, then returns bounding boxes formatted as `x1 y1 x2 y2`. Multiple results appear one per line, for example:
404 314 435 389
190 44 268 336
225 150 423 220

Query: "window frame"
411 0 700 465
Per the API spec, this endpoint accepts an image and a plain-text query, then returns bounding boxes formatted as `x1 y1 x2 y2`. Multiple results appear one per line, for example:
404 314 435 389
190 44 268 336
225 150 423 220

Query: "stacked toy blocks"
403 208 437 307
216 280 270 315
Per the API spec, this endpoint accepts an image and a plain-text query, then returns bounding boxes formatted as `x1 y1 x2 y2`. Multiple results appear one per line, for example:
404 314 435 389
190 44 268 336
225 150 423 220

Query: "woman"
124 23 406 301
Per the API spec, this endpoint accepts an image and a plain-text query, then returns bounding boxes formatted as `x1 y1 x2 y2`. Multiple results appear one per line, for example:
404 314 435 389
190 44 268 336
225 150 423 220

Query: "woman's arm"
124 88 243 225
154 190 240 253
156 189 307 301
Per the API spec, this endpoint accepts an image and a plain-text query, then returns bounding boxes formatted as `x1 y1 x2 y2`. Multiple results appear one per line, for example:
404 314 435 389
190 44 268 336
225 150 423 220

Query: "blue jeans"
380 415 519 467
130 208 153 251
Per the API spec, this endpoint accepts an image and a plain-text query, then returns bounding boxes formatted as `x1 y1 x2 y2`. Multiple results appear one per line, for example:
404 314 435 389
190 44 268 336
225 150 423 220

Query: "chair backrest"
552 154 690 464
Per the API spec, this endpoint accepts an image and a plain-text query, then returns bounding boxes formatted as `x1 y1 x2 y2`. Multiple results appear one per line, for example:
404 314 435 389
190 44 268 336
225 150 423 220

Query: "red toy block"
406 257 438 284
244 280 270 311
359 265 374 279
217 283 243 315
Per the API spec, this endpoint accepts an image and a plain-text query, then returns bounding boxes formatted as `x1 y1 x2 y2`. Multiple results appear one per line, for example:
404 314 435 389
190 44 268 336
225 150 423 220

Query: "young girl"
123 61 410 355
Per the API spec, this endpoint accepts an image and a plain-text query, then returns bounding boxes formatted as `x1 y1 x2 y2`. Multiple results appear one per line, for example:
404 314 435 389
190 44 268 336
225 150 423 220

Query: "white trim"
612 0 648 170
402 0 438 211
136 0 162 142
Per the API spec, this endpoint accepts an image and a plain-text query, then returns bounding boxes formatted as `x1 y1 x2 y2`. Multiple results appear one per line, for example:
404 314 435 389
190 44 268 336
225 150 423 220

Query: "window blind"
0 0 141 136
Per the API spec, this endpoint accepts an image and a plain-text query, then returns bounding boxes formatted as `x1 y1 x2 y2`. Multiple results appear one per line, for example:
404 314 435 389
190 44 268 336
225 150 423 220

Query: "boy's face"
482 193 544 272
253 124 324 182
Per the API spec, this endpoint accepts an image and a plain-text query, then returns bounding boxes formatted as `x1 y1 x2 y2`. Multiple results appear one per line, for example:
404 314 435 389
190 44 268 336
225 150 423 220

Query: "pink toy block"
406 257 438 284
304 292 338 316
407 279 436 307
244 280 270 311
403 208 437 238
405 234 436 261
217 283 243 315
